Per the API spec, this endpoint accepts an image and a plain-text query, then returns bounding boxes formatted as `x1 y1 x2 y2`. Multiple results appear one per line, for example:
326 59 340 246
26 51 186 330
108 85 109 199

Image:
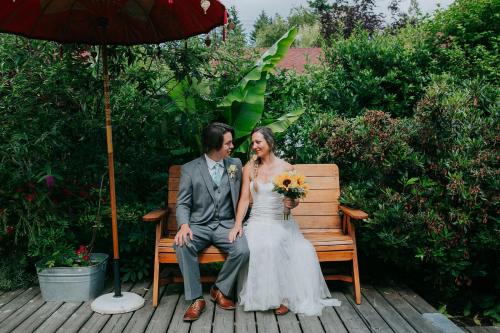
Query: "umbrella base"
91 292 145 314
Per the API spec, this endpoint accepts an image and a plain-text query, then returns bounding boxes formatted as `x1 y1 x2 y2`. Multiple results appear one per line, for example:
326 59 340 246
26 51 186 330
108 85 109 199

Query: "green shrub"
310 75 499 321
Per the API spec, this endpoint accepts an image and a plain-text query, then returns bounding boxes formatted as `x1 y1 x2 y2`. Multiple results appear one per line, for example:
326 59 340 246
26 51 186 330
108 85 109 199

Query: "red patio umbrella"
0 0 227 313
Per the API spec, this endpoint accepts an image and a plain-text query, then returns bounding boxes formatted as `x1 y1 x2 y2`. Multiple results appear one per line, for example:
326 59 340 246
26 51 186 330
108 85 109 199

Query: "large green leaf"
264 107 306 133
219 27 298 139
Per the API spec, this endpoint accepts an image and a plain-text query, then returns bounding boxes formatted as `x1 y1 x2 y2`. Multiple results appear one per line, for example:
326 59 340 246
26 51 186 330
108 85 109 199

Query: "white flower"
227 164 237 179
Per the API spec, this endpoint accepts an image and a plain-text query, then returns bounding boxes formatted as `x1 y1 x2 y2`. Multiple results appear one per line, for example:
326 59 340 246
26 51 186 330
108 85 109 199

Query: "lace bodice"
249 181 285 220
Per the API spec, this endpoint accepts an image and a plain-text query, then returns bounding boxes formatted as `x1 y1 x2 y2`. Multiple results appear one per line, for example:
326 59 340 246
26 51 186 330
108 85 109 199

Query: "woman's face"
251 131 271 158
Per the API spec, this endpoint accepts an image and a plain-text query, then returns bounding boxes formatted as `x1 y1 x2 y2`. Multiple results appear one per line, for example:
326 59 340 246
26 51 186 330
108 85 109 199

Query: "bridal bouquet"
272 170 309 220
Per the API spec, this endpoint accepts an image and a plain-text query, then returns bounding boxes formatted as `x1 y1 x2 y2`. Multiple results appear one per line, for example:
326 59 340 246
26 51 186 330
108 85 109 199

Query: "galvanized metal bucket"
36 253 109 302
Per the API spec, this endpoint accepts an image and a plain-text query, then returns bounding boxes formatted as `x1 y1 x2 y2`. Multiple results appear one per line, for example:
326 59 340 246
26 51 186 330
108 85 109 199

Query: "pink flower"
45 175 55 189
5 226 14 236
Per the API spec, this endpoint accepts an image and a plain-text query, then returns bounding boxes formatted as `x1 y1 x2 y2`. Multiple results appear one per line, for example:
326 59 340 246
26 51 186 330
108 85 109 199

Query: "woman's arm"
229 163 252 242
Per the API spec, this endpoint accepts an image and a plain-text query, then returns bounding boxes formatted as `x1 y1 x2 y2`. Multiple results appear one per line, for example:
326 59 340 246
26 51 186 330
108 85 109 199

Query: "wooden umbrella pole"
102 45 122 297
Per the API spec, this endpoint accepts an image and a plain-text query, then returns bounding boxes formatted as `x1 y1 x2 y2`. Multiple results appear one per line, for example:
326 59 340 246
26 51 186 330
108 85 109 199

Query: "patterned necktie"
212 163 223 186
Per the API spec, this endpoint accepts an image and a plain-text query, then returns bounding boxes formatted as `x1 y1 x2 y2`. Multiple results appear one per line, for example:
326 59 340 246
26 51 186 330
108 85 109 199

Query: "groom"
174 122 249 322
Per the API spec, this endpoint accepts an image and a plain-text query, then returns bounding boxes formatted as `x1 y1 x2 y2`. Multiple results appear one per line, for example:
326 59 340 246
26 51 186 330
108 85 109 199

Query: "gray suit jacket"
176 155 242 229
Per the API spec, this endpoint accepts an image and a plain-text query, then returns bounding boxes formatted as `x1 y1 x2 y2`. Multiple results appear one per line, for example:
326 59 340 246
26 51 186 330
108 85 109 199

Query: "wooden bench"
143 164 368 307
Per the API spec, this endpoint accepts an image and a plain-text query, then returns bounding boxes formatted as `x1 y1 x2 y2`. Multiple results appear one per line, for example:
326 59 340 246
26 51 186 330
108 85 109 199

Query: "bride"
228 126 340 316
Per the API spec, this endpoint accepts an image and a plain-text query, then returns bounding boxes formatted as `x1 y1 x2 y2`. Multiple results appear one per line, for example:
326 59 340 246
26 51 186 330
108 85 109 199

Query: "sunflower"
274 173 293 190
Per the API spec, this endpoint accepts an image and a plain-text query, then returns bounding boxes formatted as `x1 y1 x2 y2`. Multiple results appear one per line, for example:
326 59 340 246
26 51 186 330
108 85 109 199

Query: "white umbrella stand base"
91 292 145 314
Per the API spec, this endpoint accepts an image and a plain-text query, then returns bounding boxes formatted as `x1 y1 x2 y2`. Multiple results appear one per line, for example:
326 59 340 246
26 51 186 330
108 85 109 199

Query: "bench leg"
153 255 160 307
352 252 361 304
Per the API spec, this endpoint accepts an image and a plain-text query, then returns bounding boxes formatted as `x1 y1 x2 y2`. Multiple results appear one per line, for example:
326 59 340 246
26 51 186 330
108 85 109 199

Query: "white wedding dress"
238 180 341 316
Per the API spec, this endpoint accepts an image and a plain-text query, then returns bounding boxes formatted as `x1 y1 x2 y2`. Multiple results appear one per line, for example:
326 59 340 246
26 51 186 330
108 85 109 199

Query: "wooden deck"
0 282 497 333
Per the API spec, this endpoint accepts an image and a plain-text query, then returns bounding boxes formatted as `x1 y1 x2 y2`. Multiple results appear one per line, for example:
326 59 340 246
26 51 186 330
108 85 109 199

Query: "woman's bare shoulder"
277 158 294 172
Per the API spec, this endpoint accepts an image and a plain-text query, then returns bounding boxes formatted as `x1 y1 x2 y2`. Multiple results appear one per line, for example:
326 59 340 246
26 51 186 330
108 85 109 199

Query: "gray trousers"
174 223 249 300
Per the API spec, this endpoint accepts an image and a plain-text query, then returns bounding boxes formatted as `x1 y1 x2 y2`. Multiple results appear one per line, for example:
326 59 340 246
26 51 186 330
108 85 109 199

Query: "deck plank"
213 303 235 333
235 306 257 333
344 288 394 333
145 286 180 333
0 287 40 324
277 311 301 333
53 283 115 333
0 293 45 333
362 286 418 333
122 284 161 333
33 302 82 333
331 291 371 333
11 300 63 333
0 290 25 309
166 295 191 333
99 280 150 333
377 286 441 333
5 283 463 333
298 313 325 333
191 293 215 333
319 306 348 333
78 282 134 333
465 327 498 333
396 285 437 314
255 311 279 333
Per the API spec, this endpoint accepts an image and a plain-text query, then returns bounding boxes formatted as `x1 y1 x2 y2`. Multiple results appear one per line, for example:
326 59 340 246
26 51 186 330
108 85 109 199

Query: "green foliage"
423 0 500 82
254 8 321 48
322 28 434 117
310 75 499 322
220 27 301 154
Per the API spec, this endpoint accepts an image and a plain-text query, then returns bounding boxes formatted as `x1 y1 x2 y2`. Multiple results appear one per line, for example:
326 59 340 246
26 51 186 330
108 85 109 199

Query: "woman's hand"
283 197 299 209
229 224 243 243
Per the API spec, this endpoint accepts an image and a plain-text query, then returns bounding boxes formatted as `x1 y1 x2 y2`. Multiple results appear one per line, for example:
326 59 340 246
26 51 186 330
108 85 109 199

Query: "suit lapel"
198 155 215 202
224 158 237 213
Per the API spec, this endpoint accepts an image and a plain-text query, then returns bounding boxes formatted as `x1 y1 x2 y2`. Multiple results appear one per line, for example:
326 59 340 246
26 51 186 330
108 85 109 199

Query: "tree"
318 0 384 38
255 15 290 48
251 11 272 43
388 0 424 32
308 0 333 13
227 5 246 43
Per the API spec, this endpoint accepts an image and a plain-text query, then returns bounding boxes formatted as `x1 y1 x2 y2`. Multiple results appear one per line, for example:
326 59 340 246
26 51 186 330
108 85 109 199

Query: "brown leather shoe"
274 304 289 315
210 286 236 310
183 299 206 321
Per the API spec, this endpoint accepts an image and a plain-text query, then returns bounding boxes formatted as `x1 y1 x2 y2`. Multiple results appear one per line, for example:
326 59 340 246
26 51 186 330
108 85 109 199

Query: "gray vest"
208 170 234 229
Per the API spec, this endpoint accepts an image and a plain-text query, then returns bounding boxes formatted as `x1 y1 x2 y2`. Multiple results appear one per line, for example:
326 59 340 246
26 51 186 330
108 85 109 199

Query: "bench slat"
168 176 339 191
167 164 339 178
168 189 339 204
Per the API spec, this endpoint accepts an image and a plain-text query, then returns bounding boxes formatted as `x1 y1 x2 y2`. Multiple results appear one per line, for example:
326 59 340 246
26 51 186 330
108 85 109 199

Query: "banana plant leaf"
219 27 298 140
235 106 306 154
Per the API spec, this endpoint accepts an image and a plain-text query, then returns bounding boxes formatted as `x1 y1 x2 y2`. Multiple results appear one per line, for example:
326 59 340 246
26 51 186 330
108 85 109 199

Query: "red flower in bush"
5 226 14 236
75 245 88 255
24 193 35 202
75 245 92 264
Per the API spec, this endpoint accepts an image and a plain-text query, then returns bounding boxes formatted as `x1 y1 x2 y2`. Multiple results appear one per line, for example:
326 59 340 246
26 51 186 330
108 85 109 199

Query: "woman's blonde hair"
250 127 276 192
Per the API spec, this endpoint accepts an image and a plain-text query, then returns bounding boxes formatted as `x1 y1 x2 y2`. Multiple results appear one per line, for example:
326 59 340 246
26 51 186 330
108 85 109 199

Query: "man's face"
216 131 234 159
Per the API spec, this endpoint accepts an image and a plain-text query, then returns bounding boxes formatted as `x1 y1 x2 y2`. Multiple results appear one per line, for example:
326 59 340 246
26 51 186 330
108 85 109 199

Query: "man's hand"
283 197 299 209
174 224 193 246
228 224 243 243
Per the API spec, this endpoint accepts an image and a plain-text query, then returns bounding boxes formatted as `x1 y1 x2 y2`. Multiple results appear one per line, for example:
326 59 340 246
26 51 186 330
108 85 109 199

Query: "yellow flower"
274 173 293 190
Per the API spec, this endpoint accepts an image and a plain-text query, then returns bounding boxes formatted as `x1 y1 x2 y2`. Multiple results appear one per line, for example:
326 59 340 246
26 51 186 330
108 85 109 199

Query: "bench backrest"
166 164 341 233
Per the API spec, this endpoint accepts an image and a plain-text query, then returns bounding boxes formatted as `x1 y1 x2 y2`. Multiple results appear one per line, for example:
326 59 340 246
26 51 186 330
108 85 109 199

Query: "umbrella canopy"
0 0 226 308
0 0 226 45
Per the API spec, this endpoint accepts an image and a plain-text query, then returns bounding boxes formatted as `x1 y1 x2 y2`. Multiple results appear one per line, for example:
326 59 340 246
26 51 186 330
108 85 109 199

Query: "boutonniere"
227 164 238 180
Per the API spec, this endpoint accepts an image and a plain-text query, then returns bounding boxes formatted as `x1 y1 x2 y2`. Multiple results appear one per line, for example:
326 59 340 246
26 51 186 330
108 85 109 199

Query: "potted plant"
36 244 108 302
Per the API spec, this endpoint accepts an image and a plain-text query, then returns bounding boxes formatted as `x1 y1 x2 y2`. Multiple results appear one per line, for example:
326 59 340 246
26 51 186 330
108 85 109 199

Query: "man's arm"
175 165 192 229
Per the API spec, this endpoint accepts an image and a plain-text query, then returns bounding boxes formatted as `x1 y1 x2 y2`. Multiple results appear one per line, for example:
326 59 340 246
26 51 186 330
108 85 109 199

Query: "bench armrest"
339 206 368 220
143 208 169 222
